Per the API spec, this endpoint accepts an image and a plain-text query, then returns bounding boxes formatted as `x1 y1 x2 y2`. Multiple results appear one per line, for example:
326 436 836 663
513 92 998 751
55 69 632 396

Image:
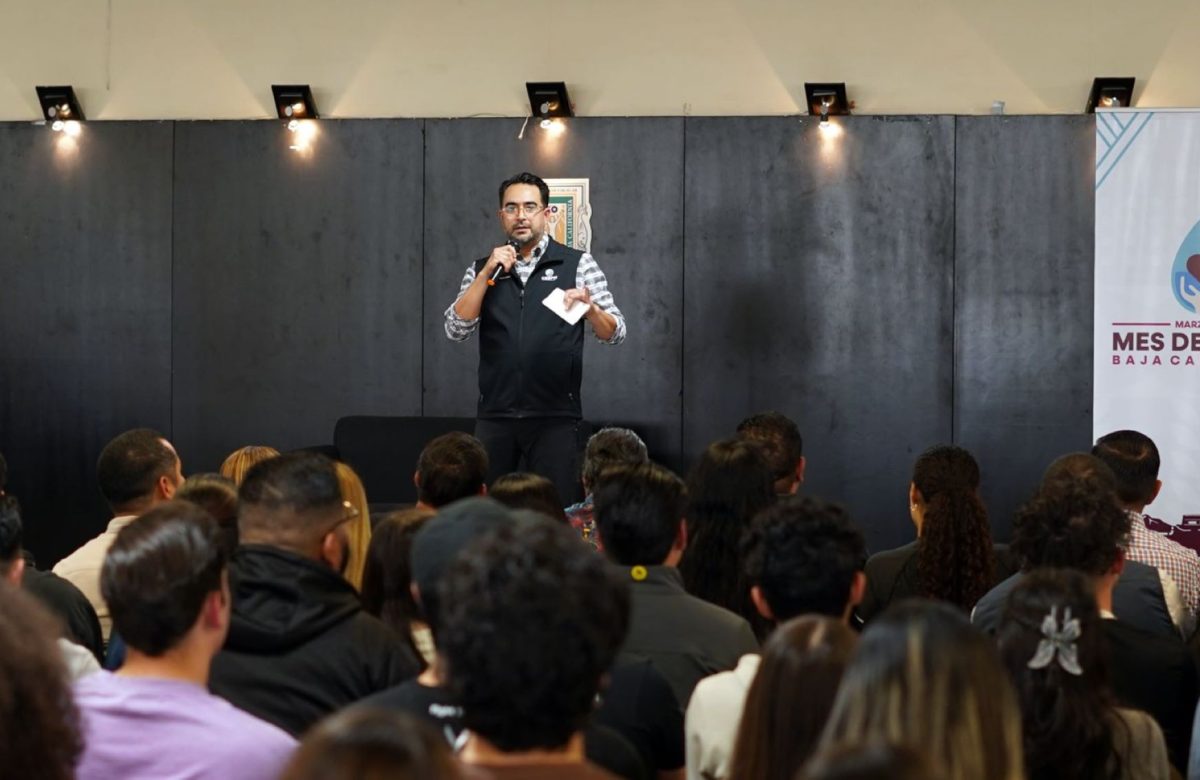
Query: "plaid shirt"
1129 510 1200 617
444 232 626 345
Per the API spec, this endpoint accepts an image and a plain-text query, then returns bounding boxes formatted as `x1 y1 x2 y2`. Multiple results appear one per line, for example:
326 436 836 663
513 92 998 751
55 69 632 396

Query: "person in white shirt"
685 496 866 780
53 428 183 640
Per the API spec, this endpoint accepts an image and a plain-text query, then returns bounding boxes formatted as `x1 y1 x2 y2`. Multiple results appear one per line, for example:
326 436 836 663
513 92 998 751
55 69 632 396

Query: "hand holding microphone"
487 240 523 286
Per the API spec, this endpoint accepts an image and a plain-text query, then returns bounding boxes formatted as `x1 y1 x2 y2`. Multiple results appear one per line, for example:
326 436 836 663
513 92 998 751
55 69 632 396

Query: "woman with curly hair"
997 569 1168 780
858 445 1007 622
680 438 776 636
0 585 83 780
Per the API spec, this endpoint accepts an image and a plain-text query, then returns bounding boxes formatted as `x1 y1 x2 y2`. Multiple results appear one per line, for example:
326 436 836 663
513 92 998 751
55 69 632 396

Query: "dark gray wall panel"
954 116 1095 538
422 118 686 472
683 117 956 551
172 120 425 474
0 122 173 565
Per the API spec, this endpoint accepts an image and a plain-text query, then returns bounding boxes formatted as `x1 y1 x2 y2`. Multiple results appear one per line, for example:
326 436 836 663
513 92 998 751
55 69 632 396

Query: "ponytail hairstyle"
912 445 995 611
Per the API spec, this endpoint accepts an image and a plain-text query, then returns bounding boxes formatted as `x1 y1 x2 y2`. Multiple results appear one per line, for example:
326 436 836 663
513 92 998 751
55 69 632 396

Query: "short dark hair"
101 500 227 656
439 519 630 752
497 172 550 209
489 472 566 523
580 428 649 491
1091 430 1161 506
593 463 686 566
742 496 865 620
1011 480 1131 576
176 473 239 557
416 433 489 508
736 412 803 482
0 496 22 574
280 709 459 780
96 428 177 510
238 452 344 545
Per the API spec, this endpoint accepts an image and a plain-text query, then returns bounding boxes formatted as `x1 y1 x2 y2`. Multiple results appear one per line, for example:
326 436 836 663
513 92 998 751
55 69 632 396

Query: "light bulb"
63 120 81 137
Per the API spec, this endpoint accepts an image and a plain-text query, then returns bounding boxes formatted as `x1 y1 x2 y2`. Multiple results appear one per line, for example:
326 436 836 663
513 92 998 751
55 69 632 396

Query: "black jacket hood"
225 545 362 653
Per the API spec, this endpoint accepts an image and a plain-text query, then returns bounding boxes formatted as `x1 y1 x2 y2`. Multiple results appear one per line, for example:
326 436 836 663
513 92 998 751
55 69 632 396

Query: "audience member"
679 439 776 636
54 428 183 640
441 517 633 779
859 445 1011 621
415 432 489 509
74 501 295 779
0 583 83 780
594 462 758 707
986 477 1198 771
175 472 239 556
821 601 1024 780
735 412 805 496
973 454 1178 640
359 497 654 779
727 616 857 780
361 506 437 667
1 496 101 678
334 461 373 591
210 452 420 736
567 427 650 548
1 490 102 662
1093 429 1200 631
219 445 280 485
686 496 866 780
490 471 568 522
998 568 1169 780
280 709 463 780
800 743 943 780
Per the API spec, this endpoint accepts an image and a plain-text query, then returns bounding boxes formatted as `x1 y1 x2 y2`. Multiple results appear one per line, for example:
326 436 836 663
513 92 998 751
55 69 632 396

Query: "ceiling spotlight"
526 81 573 132
1086 77 1135 113
62 120 82 137
36 86 86 131
271 85 319 122
804 82 851 121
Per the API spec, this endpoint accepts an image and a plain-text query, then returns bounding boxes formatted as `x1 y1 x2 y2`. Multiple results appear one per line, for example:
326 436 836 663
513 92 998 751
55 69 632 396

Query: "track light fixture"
526 82 573 133
271 85 319 152
35 86 85 135
804 82 851 123
1086 77 1135 113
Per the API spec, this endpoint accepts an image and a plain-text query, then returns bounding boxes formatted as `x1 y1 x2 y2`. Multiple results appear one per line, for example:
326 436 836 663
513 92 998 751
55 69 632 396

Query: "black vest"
473 239 585 419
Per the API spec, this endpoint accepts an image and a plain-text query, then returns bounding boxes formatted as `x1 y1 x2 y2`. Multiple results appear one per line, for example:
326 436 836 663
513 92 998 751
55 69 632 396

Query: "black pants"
475 417 584 505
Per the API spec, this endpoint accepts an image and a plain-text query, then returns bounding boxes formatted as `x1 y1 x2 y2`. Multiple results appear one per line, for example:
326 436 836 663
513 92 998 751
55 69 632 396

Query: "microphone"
488 240 523 286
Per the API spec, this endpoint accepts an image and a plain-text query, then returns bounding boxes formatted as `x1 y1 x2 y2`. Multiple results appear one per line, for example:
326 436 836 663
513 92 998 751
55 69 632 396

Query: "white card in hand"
542 288 589 325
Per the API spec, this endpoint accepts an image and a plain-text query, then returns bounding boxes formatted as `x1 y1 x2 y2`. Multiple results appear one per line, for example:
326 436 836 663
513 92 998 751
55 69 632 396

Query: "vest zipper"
517 284 525 417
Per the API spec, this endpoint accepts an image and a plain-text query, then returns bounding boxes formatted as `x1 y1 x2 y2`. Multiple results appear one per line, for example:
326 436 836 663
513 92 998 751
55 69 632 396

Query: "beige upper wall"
1 0 1197 120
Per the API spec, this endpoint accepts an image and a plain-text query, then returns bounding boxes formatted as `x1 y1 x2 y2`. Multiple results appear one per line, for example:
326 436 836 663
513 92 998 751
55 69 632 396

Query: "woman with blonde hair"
219 445 280 486
819 600 1025 780
334 461 373 591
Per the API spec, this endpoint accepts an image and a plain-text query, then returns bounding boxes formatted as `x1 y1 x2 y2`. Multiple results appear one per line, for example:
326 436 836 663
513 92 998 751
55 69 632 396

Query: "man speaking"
444 172 626 502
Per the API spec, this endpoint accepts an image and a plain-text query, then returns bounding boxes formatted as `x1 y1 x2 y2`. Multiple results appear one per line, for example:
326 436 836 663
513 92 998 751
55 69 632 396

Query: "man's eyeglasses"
324 500 360 534
502 202 544 216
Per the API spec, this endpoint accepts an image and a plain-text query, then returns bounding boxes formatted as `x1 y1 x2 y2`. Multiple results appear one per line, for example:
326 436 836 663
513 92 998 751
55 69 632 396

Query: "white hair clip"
1027 605 1083 676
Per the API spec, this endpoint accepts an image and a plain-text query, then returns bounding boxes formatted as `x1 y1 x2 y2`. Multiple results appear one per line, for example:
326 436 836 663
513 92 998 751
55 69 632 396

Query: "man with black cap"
356 497 652 780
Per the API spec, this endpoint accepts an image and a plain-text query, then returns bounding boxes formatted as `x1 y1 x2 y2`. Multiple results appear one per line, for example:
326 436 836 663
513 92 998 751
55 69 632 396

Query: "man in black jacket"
209 452 419 736
444 172 626 502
